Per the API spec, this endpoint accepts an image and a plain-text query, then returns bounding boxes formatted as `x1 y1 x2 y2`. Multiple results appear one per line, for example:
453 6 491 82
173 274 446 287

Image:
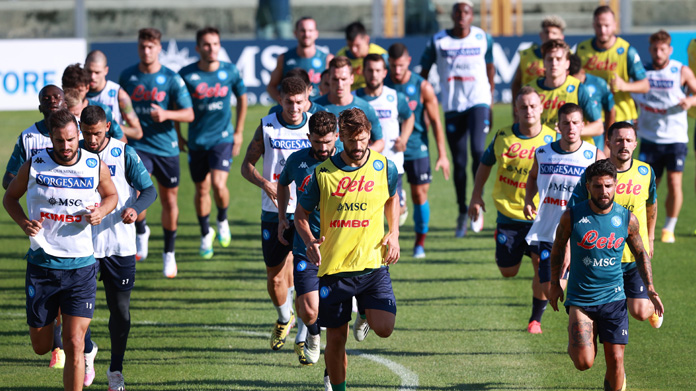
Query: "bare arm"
468 163 493 221
233 94 248 157
523 156 539 220
678 65 696 110
611 75 649 94
85 161 119 225
626 212 664 316
2 161 39 235
394 113 415 152
266 54 285 103
296 204 324 266
118 88 143 140
486 63 496 97
150 103 194 123
581 119 604 137
241 125 277 207
382 193 400 265
369 138 384 153
604 107 616 134
548 210 572 311
2 171 16 190
422 80 451 180
174 121 187 153
646 201 657 257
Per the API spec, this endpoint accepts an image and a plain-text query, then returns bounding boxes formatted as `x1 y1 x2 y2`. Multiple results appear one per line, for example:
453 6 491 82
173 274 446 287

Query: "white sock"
295 317 307 343
275 297 292 323
664 217 678 232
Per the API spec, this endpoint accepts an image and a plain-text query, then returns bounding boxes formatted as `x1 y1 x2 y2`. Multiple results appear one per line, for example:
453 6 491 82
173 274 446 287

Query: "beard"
346 147 367 161
591 194 614 211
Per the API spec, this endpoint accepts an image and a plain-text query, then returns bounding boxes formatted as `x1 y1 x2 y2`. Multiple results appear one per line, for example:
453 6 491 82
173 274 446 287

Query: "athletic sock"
52 321 63 350
295 317 307 343
529 297 548 323
275 297 292 324
84 328 93 354
307 322 320 336
331 381 347 391
415 233 427 247
217 206 228 222
135 219 147 235
664 217 678 232
198 214 210 237
163 229 177 253
413 201 430 235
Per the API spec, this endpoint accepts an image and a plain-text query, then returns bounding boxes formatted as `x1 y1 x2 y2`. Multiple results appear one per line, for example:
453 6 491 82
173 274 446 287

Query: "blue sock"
135 219 147 234
52 321 63 349
413 201 430 234
197 214 210 236
84 328 93 354
530 297 548 323
307 322 320 336
217 206 228 222
163 229 177 253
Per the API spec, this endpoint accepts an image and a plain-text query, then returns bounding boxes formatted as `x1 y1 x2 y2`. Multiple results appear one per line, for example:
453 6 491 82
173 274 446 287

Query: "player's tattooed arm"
118 88 143 140
548 210 571 311
626 212 665 316
241 125 278 206
646 201 657 257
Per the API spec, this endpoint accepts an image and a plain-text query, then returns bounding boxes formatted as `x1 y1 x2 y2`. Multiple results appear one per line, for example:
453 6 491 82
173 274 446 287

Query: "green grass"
0 105 694 390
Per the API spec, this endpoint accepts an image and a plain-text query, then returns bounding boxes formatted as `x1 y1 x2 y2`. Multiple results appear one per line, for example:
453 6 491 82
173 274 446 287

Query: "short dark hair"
388 43 409 59
295 16 315 30
48 108 78 134
284 68 311 88
309 111 337 137
280 76 308 97
81 105 107 126
541 39 570 60
138 28 162 42
85 50 108 66
650 30 671 46
593 5 614 19
363 53 386 69
345 22 367 41
606 121 636 140
569 54 582 76
558 103 583 120
62 63 90 89
196 26 219 45
516 86 539 102
585 158 617 183
338 108 371 138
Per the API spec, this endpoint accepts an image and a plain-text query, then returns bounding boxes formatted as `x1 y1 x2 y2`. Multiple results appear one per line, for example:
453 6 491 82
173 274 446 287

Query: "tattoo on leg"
570 321 593 347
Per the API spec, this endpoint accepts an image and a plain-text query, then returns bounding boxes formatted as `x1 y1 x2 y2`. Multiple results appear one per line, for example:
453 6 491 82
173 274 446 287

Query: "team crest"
544 135 553 144
262 229 271 240
671 66 679 73
218 70 228 80
541 250 550 260
638 166 648 175
566 85 576 93
617 47 625 55
156 75 166 85
373 160 384 171
108 89 117 98
111 147 122 157
583 150 594 159
406 85 416 95
476 33 483 40
497 233 507 244
387 94 395 102
611 216 622 227
297 260 307 272
27 285 35 298
312 58 322 68
320 286 330 298
586 85 596 96
86 158 98 168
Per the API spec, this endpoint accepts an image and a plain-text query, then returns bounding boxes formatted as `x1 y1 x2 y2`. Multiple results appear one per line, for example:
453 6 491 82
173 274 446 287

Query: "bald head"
84 51 110 92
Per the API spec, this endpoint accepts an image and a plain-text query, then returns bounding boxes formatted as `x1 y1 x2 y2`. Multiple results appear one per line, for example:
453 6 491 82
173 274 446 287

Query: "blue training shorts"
622 264 649 299
638 141 687 177
136 149 180 188
318 267 396 329
25 262 98 328
495 223 532 268
293 253 319 296
261 221 294 268
98 255 136 292
567 299 628 345
188 142 233 183
403 156 432 185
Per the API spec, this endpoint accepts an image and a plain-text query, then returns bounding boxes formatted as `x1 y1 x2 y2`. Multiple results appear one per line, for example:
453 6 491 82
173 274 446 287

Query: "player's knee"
63 334 85 355
499 268 519 278
31 342 52 356
372 324 394 338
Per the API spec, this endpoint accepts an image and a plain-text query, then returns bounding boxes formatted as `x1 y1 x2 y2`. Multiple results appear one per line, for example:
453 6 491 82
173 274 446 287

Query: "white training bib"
366 86 404 174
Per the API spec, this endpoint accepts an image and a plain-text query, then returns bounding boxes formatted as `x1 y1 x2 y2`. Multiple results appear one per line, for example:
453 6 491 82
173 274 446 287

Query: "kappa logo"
26 133 33 138
34 157 45 164
265 122 274 127
319 167 329 173
579 217 591 224
129 75 138 82
190 74 201 81
299 162 308 169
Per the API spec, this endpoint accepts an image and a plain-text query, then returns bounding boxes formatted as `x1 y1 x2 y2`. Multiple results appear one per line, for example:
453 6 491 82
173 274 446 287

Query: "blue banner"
93 33 659 105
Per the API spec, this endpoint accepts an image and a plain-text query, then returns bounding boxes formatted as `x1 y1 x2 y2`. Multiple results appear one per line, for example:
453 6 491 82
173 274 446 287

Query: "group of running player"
3 1 690 390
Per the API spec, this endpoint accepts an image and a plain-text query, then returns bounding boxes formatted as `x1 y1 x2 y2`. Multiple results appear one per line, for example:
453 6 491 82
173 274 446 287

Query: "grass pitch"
0 105 693 390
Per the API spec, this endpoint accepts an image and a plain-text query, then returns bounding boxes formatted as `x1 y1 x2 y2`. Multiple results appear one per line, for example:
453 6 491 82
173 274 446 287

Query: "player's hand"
306 236 325 266
23 217 45 237
178 134 188 153
610 73 627 93
277 217 290 245
121 208 138 224
85 204 104 226
382 231 400 265
263 181 279 208
468 197 485 221
523 203 536 220
647 289 664 316
435 155 451 180
548 283 564 311
678 97 692 111
232 133 244 157
150 103 168 123
393 137 406 152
